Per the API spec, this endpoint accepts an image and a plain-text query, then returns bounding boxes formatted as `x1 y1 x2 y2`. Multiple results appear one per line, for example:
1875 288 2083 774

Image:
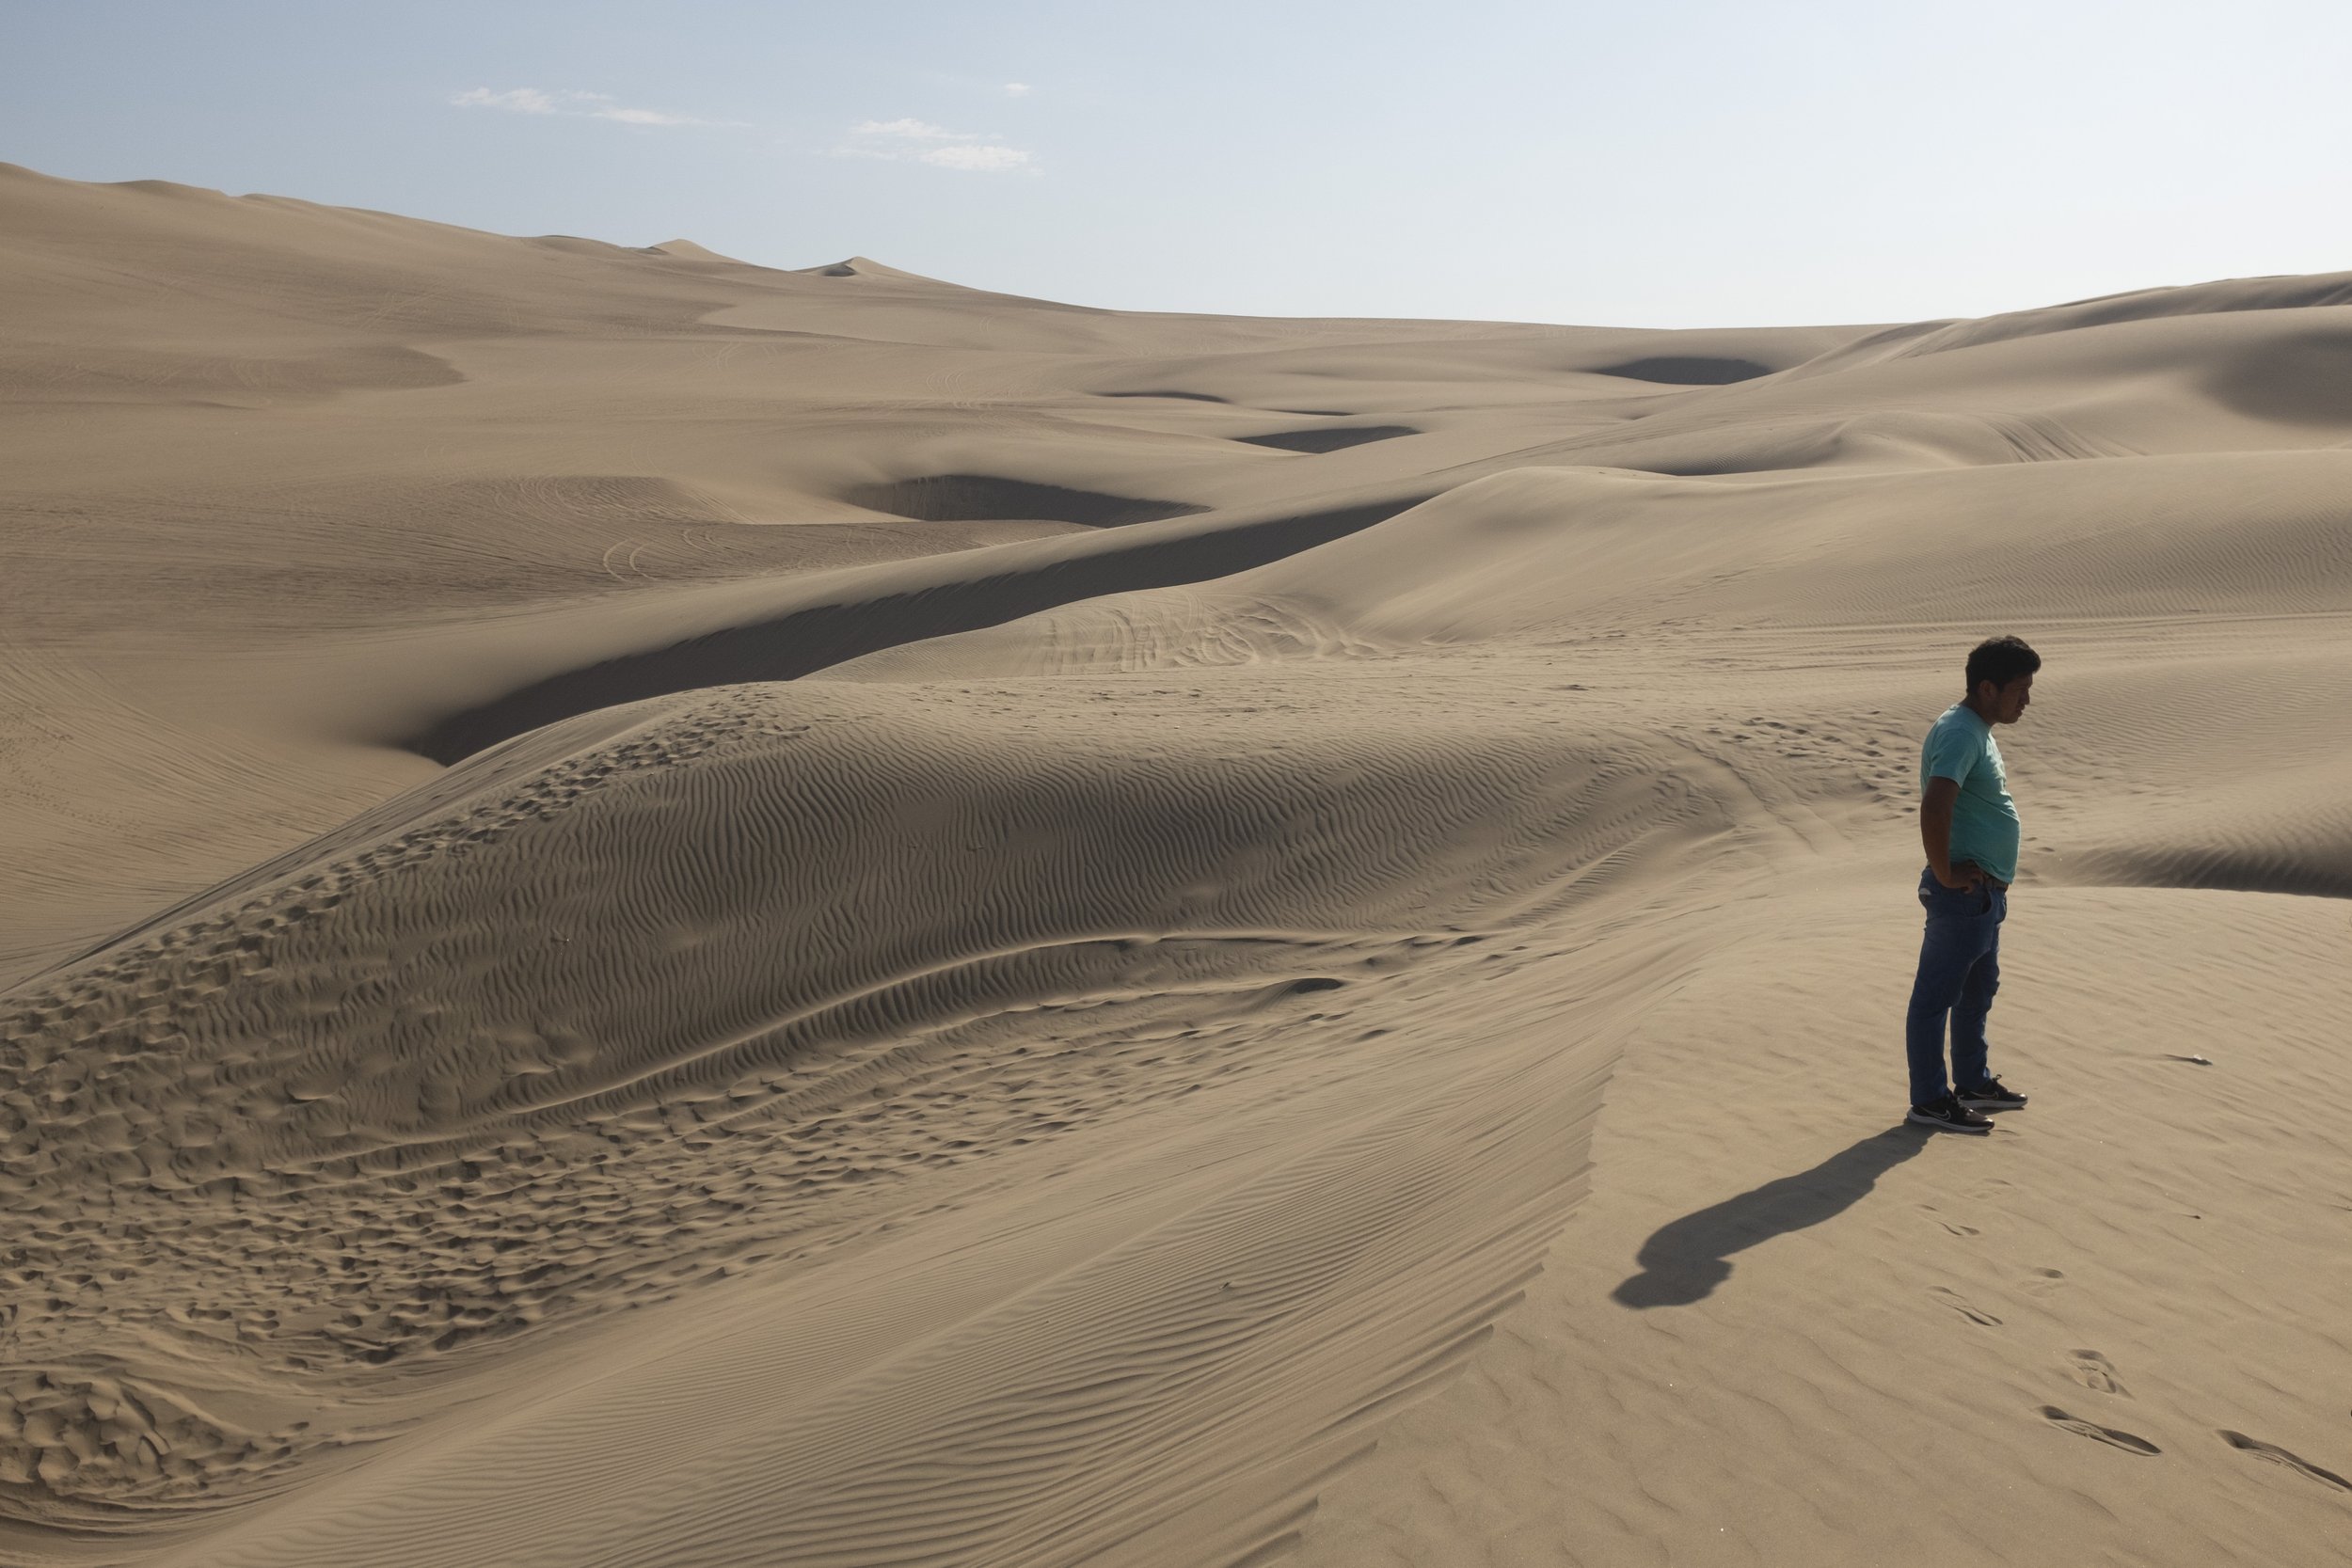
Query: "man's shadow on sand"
1612 1127 1932 1307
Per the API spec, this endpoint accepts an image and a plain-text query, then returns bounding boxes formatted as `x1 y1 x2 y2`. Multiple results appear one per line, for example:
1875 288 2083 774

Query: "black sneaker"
1906 1094 1994 1133
1956 1078 2028 1110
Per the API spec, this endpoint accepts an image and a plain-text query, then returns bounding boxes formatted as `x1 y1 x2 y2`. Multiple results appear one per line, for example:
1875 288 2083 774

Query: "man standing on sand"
1905 635 2041 1133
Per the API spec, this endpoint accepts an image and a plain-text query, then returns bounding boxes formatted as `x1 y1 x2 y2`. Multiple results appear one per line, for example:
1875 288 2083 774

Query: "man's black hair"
1965 635 2041 695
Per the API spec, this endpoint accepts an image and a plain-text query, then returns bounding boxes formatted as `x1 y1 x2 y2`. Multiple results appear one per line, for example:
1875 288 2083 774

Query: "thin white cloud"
595 105 699 126
453 87 561 115
919 144 1031 172
850 118 975 141
1004 83 1032 97
451 87 714 128
836 117 1034 173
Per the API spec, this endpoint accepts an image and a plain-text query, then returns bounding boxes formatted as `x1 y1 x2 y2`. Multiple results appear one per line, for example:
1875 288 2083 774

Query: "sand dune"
4 162 2349 1565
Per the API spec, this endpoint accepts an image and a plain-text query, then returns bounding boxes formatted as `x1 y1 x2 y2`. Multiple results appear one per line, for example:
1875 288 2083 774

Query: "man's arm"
1919 776 1978 889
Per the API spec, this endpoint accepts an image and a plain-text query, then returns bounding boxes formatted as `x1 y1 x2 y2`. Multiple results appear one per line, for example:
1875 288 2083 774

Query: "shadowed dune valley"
8 159 2352 1568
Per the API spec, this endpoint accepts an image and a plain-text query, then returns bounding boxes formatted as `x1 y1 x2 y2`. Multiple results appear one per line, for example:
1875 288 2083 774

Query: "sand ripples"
2 678 1721 1544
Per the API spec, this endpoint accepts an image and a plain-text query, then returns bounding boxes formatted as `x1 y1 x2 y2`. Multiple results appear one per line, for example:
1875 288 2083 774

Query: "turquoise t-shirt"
1920 702 2020 884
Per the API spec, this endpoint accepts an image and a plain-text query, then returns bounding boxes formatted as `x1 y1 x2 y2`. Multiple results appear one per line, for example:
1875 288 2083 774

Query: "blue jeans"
1905 865 2006 1106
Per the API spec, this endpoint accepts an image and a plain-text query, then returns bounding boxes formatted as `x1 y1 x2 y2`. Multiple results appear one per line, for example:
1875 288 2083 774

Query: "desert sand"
3 159 2349 1565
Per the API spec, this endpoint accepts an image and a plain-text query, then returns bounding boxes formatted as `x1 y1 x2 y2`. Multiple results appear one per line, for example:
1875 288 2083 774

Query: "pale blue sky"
7 0 2348 327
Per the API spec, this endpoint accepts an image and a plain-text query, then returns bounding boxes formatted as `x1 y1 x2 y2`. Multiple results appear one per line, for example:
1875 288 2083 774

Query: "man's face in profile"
1979 673 2032 724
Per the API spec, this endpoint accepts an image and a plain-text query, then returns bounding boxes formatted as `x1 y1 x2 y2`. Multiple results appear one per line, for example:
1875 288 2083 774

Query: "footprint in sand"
1930 1286 2001 1326
2217 1431 2352 1493
2066 1350 2128 1396
2022 1267 2066 1296
2041 1406 2161 1454
1919 1205 1978 1238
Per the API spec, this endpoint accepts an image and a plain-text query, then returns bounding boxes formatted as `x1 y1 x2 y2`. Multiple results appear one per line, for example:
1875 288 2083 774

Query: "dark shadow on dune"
2201 329 2352 427
1614 456 1811 478
1587 356 1773 387
1611 1128 1928 1307
406 496 1435 765
1095 389 1232 404
2064 847 2352 901
1232 425 1419 454
843 475 1208 530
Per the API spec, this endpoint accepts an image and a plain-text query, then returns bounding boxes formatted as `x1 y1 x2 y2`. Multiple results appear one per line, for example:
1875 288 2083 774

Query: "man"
1905 635 2040 1132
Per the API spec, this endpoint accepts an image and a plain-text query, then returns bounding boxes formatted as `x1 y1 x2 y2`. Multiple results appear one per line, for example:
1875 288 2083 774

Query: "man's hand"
1934 861 1984 892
